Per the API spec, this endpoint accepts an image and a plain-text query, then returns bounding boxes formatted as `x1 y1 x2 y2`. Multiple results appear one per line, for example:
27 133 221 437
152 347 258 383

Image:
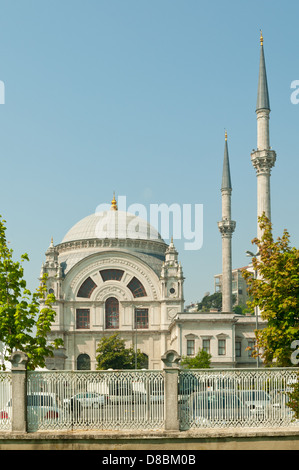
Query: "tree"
0 216 63 370
197 292 237 312
96 333 147 370
180 348 212 369
233 304 252 315
242 213 299 367
197 292 222 312
286 379 299 419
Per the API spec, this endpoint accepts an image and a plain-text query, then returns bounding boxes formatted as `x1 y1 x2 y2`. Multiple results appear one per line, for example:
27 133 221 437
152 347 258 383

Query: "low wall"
0 428 299 450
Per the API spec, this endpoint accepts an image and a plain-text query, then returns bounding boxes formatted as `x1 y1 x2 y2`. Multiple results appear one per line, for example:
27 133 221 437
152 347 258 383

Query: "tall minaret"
251 31 276 239
218 131 236 313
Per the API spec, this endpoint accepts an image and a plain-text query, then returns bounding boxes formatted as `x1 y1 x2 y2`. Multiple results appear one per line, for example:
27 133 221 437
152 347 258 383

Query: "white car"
0 392 66 423
64 392 107 409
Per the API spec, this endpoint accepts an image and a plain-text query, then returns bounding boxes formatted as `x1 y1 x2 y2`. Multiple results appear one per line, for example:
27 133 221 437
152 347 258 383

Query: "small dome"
61 211 164 244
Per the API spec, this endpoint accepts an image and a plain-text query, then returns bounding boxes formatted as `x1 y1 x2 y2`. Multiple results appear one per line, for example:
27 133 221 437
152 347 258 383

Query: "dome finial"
225 129 227 141
111 192 118 211
260 29 263 46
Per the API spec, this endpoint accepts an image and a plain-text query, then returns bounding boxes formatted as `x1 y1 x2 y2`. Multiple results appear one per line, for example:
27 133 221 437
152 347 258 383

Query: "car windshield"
193 392 241 409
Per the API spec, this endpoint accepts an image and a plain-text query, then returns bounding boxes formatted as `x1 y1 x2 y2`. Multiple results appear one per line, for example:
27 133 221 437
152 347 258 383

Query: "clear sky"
0 0 298 305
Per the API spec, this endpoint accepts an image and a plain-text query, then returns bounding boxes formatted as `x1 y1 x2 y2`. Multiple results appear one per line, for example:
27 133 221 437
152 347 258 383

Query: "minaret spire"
221 130 232 191
251 31 276 239
218 131 236 313
256 30 270 113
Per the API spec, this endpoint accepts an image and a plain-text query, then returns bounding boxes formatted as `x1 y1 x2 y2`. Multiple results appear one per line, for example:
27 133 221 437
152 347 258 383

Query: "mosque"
42 33 274 370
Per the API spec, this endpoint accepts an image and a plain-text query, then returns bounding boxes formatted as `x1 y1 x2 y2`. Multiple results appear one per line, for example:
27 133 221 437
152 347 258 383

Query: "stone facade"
41 212 185 370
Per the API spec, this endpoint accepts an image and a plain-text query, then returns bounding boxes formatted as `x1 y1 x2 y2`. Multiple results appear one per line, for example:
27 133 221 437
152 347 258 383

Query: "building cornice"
56 238 167 256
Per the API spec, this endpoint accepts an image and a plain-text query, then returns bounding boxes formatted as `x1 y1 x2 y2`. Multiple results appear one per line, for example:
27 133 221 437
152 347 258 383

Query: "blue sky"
0 0 298 305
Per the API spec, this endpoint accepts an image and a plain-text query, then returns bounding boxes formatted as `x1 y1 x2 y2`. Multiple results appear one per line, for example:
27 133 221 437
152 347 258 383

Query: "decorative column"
10 351 29 433
161 350 181 431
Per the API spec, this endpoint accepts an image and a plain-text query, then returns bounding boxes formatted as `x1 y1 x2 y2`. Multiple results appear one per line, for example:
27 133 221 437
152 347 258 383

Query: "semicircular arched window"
100 269 124 282
77 354 91 370
105 297 119 329
77 276 97 298
127 277 147 298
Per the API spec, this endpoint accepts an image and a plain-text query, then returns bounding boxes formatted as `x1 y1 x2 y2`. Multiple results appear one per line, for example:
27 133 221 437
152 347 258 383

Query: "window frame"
76 309 90 329
77 277 97 298
134 308 149 329
218 339 226 356
202 339 210 354
100 269 124 282
187 339 195 356
127 277 147 298
105 297 119 329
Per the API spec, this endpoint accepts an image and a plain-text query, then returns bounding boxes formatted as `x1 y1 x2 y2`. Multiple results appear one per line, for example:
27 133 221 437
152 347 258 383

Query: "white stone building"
42 198 184 370
214 266 253 307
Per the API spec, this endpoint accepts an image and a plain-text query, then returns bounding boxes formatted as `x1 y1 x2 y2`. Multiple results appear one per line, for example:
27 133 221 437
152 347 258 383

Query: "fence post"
10 351 28 433
162 350 181 431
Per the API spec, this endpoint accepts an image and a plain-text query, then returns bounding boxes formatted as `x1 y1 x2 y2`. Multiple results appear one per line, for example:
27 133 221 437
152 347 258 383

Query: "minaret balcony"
217 219 236 237
251 149 276 175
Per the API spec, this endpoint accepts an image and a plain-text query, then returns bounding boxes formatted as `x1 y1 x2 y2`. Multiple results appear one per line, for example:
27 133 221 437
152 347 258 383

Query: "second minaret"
251 31 276 239
218 131 236 313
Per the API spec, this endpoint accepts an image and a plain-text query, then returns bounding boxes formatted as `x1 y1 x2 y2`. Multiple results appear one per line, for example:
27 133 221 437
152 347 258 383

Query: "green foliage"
233 304 252 315
0 216 63 370
197 292 237 312
242 213 299 367
180 348 212 369
286 374 299 418
96 333 147 370
197 292 222 312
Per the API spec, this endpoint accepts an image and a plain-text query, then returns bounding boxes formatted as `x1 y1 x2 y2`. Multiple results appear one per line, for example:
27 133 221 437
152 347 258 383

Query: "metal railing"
179 368 299 429
0 372 12 431
27 370 164 432
2 359 299 433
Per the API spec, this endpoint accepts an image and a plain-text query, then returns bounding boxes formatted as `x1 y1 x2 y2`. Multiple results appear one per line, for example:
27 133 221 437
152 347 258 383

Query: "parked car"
106 380 147 405
238 390 270 411
237 390 290 421
0 392 65 422
187 390 247 425
64 392 107 410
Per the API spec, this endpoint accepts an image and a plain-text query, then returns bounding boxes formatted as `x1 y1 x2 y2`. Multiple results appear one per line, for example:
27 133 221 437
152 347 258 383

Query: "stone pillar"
10 351 29 433
251 150 276 239
218 220 236 312
257 109 270 150
161 350 181 431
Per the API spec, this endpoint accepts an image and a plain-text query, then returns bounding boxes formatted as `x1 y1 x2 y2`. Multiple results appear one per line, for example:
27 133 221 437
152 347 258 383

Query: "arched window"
77 276 97 298
100 269 124 281
140 353 149 369
77 354 91 370
127 277 147 298
105 297 119 329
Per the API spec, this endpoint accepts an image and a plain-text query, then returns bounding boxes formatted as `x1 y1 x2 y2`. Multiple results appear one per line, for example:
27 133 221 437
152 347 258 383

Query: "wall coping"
0 427 299 441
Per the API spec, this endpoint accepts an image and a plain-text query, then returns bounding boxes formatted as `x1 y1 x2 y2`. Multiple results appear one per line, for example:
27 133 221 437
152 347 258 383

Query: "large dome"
61 211 165 244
